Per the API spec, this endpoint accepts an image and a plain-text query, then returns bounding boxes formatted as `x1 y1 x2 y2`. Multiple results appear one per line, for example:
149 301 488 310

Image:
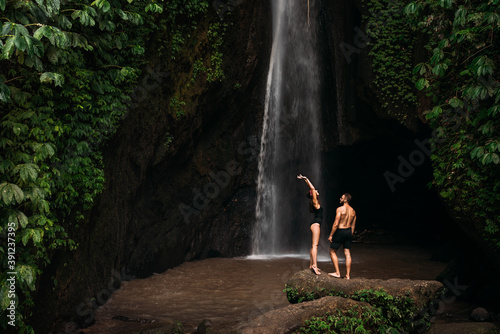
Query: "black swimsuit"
311 207 323 225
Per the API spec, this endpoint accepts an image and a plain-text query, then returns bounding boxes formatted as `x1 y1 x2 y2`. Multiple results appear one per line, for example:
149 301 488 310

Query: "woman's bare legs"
310 223 321 274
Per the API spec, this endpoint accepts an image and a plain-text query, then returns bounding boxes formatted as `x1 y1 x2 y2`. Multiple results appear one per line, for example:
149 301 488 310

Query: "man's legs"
344 248 351 279
328 247 341 278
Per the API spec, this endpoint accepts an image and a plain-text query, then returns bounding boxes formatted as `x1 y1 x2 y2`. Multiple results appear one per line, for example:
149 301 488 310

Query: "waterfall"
252 0 322 256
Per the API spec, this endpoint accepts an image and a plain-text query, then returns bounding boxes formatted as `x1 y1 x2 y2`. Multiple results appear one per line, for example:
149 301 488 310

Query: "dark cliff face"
34 2 271 330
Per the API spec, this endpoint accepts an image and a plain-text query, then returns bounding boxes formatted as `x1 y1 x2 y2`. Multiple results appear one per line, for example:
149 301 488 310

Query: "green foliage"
350 289 419 332
405 0 500 247
0 0 163 331
284 285 334 304
153 0 226 119
285 287 425 333
1 0 230 330
363 0 417 123
294 307 394 334
170 95 186 118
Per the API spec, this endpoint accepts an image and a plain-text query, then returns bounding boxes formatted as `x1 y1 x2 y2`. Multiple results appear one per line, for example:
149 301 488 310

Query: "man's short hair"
343 193 352 203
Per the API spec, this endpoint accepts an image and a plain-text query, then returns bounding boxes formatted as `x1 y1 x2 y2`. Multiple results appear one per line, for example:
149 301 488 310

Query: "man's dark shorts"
330 228 352 250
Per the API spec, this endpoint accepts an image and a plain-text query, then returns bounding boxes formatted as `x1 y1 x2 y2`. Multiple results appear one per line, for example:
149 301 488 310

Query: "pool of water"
81 242 447 333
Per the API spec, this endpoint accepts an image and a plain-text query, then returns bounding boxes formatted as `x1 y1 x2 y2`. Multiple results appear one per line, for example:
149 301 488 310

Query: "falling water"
253 0 322 255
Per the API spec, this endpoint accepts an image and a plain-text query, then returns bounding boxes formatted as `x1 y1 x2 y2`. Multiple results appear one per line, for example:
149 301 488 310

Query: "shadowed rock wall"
33 1 271 331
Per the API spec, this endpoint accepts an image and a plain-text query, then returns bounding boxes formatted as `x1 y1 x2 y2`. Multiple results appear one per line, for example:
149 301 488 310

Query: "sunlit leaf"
0 82 10 102
492 153 500 165
33 26 48 40
415 78 427 90
14 35 28 52
32 229 42 244
448 97 463 109
40 72 64 87
19 164 39 182
17 264 36 290
0 182 25 205
2 37 16 59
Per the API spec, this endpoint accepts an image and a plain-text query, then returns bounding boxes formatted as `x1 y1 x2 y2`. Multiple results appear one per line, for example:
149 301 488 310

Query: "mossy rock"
285 269 444 310
236 296 372 334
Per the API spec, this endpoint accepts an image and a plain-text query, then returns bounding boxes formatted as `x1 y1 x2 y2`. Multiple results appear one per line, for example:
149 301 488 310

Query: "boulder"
236 296 372 334
471 307 491 322
286 269 444 309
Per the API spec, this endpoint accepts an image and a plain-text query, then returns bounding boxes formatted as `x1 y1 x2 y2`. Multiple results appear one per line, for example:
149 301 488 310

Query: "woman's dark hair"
307 191 320 212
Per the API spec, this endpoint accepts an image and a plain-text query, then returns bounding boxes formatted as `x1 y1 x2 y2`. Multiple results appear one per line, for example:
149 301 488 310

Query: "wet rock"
425 322 499 334
111 315 156 323
471 307 491 322
286 269 444 309
236 296 372 334
195 318 213 334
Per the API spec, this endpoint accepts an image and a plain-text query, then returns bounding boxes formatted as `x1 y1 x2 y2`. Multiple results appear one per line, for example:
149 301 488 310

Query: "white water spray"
253 0 322 255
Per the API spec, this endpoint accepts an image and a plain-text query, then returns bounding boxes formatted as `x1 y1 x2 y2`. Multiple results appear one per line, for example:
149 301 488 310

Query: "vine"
362 0 417 123
405 0 500 248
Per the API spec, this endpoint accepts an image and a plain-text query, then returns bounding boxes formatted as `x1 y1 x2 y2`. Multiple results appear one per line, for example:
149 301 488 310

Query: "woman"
297 174 323 275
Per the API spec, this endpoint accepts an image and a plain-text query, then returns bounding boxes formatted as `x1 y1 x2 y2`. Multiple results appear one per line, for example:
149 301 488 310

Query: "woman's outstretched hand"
297 174 306 180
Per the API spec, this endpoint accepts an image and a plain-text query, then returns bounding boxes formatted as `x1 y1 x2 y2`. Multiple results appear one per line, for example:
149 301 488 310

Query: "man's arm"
328 208 341 242
351 215 356 235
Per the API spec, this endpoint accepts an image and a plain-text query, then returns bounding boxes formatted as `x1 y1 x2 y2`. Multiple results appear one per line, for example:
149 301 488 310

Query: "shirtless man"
327 193 356 279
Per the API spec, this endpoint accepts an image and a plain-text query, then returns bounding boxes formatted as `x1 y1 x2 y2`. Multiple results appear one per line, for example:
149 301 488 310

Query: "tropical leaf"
0 182 25 205
33 26 49 40
17 264 36 291
14 35 28 52
40 72 64 87
2 37 16 59
415 78 428 90
19 163 39 182
0 82 10 102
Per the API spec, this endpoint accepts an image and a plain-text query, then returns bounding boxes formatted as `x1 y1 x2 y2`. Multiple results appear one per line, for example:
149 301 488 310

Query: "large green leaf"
0 82 10 102
19 163 39 182
32 228 43 244
14 35 28 52
17 264 36 291
2 22 12 35
0 182 25 205
7 210 29 229
33 26 49 40
40 72 64 87
2 37 16 59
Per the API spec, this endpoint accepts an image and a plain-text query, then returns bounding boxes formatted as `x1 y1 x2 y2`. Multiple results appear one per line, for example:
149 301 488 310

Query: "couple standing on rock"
297 174 356 280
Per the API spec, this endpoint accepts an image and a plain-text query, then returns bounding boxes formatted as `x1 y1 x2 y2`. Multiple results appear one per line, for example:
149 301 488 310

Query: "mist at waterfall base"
252 0 324 257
